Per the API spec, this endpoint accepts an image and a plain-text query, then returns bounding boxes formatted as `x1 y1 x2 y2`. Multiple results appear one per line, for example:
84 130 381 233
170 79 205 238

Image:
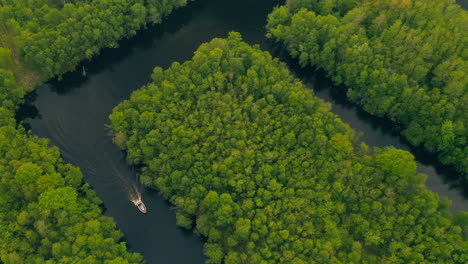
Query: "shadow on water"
458 0 468 9
15 91 40 128
317 74 468 195
43 0 207 95
15 0 468 263
267 41 468 206
18 0 290 262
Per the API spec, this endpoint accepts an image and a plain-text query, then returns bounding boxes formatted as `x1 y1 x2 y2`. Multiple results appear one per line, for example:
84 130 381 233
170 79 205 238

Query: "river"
18 0 467 263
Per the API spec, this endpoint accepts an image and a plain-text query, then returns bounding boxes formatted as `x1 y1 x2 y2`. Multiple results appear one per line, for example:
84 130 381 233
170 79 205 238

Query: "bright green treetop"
110 32 467 263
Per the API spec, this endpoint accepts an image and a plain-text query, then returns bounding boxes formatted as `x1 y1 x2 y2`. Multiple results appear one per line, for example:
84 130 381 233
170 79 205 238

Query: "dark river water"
460 0 468 9
18 0 467 263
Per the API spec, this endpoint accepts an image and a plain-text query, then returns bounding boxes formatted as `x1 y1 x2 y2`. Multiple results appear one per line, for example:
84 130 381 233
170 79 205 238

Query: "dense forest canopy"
0 107 144 263
266 0 468 176
0 0 194 262
110 32 468 264
0 0 189 88
1 0 467 262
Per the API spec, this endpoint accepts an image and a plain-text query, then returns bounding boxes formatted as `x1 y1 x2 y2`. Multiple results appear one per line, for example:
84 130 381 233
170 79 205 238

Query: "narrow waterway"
18 0 467 263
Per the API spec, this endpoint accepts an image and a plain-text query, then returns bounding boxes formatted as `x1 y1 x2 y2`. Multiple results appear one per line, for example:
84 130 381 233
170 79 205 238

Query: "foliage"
0 107 144 263
0 0 189 82
266 0 468 176
110 33 467 263
0 0 195 262
0 47 24 110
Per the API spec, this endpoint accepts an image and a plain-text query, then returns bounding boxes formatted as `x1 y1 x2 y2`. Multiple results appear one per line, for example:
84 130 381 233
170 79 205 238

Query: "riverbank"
8 0 467 262
0 1 194 262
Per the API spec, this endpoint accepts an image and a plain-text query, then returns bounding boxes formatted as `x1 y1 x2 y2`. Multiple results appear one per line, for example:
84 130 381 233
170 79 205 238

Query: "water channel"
18 0 467 263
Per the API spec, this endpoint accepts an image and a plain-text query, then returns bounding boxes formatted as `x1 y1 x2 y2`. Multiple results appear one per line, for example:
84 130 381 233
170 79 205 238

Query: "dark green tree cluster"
110 32 467 263
266 0 468 176
0 0 189 79
0 0 196 261
0 107 144 263
0 46 24 110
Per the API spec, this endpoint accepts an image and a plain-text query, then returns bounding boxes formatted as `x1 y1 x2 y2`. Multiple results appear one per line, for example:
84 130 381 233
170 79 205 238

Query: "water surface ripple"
19 0 467 263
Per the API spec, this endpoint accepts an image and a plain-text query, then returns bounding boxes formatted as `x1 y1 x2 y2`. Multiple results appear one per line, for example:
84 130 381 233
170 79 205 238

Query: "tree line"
0 106 145 263
1 0 189 86
266 0 467 176
110 32 468 264
0 0 193 262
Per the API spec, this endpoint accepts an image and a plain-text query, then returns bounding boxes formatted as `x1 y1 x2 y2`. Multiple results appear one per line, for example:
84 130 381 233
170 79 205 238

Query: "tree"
14 162 43 184
0 47 14 70
110 33 467 263
266 0 468 175
38 187 77 210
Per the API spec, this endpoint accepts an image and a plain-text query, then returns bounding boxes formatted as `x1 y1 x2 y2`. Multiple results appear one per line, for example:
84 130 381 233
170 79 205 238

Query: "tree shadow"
15 90 41 129
266 40 468 200
43 0 208 95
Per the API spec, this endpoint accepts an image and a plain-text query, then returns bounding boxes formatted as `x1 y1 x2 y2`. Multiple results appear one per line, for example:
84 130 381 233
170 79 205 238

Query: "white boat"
133 199 147 214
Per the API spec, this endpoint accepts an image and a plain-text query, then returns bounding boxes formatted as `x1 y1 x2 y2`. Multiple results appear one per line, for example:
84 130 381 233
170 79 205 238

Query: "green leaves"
0 0 200 262
38 186 77 210
0 112 143 263
14 162 43 184
0 47 14 70
2 0 190 78
110 33 467 263
266 0 468 175
0 69 24 110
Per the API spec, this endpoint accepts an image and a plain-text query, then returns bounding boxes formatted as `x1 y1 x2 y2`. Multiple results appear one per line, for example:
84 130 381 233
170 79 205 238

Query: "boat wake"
110 163 147 214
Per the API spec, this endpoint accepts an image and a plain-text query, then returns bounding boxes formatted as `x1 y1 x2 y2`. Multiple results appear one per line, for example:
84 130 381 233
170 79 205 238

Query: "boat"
133 199 147 214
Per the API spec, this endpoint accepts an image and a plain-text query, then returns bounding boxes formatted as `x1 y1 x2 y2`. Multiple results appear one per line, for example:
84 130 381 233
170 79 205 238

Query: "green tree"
267 0 468 175
110 33 467 263
14 162 43 184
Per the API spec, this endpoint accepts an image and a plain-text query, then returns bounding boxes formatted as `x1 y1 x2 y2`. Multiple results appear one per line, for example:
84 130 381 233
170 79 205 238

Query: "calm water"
459 0 468 9
19 0 467 263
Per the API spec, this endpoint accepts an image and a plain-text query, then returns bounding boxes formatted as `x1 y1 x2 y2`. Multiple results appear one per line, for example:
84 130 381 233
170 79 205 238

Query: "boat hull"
133 199 147 214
